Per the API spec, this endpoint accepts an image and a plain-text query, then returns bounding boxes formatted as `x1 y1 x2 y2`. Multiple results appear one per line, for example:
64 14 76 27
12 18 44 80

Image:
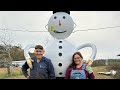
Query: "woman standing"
65 52 95 79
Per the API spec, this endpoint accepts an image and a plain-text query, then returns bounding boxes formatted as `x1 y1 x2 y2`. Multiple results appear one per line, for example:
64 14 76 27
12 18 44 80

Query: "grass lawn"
0 66 115 79
0 67 26 79
92 66 115 79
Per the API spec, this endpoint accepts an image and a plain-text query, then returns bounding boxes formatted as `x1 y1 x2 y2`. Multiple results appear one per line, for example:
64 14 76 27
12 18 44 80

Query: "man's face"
34 49 45 59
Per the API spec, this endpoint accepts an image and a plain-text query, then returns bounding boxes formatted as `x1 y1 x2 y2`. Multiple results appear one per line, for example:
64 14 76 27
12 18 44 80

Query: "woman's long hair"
69 52 83 68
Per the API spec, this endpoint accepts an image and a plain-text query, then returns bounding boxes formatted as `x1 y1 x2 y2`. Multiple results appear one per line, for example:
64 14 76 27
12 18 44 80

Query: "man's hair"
35 45 44 50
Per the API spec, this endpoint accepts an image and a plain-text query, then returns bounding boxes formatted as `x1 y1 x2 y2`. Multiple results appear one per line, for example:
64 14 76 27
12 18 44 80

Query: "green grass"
0 66 116 79
92 66 115 79
0 67 26 79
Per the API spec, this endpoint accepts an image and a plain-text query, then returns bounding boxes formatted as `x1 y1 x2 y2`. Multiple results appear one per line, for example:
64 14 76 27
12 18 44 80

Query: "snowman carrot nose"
59 20 61 26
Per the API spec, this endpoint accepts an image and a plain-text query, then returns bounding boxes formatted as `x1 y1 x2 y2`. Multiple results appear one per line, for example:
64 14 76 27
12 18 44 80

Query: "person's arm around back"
22 62 29 79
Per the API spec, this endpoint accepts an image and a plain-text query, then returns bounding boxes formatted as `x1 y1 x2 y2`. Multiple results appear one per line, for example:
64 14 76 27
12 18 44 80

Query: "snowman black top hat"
53 11 70 14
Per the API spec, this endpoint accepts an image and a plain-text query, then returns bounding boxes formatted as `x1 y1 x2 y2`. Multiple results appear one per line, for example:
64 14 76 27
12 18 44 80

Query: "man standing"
22 45 56 79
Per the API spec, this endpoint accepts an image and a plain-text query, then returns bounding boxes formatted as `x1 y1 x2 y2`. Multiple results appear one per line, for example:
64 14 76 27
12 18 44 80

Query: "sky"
0 11 120 60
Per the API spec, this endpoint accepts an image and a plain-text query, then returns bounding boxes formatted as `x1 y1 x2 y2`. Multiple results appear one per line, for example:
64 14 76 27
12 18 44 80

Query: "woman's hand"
86 65 93 74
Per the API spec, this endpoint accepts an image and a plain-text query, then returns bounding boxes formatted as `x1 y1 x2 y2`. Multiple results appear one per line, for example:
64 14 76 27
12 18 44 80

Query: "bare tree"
0 29 15 75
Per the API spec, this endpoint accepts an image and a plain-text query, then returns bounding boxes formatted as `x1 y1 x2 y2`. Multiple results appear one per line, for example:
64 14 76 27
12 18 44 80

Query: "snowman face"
48 12 74 39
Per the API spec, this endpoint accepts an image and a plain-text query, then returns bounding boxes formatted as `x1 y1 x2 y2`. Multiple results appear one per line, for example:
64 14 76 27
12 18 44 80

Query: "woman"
65 52 95 79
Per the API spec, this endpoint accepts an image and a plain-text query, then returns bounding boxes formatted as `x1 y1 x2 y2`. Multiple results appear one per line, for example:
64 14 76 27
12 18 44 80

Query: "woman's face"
74 54 82 65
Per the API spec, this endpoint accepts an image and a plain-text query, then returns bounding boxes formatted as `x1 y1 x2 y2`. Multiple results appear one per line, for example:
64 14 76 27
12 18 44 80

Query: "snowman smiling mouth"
54 30 67 33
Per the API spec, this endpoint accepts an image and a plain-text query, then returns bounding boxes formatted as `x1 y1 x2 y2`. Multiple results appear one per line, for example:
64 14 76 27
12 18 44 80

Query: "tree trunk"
7 51 13 76
7 65 11 76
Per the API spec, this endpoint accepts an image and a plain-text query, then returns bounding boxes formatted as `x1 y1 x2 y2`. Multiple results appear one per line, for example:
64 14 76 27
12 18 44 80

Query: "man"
22 45 56 79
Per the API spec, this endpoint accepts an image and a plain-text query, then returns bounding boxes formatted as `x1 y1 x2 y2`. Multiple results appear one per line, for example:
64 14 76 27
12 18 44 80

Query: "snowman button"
59 41 62 43
58 53 62 56
59 72 63 75
59 46 62 49
58 63 62 67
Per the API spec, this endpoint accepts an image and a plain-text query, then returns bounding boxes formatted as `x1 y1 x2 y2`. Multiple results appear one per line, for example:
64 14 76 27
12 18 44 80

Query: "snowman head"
47 11 74 39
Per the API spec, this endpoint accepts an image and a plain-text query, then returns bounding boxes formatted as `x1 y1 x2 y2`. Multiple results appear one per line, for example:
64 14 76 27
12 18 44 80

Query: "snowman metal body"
24 12 97 78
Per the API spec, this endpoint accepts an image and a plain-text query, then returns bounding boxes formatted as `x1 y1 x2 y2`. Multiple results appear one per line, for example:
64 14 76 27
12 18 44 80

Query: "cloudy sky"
0 11 120 59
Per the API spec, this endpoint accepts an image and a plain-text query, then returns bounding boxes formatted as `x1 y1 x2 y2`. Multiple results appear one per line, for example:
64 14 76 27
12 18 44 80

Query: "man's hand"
86 65 93 74
26 58 34 69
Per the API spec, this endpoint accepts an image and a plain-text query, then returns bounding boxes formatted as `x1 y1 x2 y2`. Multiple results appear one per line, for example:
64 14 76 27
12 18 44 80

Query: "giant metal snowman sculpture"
24 11 97 78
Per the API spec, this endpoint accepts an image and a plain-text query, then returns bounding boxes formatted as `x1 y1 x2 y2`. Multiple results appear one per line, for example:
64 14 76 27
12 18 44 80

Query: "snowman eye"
63 16 66 19
54 16 57 19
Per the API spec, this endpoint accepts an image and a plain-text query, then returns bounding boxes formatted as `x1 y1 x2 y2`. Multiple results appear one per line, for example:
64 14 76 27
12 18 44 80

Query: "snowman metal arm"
24 44 36 68
77 43 97 65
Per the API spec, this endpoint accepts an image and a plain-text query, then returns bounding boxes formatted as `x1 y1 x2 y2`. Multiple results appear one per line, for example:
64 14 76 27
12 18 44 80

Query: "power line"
0 25 120 33
0 28 48 32
73 25 120 33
